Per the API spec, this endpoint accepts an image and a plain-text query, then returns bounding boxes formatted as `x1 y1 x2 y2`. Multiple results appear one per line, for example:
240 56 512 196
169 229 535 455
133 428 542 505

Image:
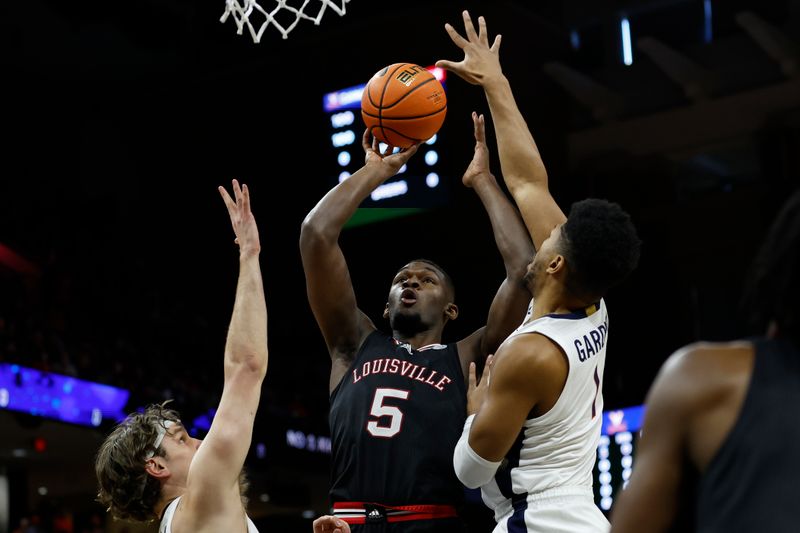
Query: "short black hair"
560 198 641 300
402 258 456 300
741 189 800 341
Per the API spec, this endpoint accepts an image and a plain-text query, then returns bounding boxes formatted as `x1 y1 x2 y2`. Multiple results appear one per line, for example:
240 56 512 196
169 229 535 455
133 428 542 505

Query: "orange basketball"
361 63 447 148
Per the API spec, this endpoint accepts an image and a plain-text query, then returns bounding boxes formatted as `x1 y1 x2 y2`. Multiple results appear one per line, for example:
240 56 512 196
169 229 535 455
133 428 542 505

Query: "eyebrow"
397 267 441 278
166 423 186 437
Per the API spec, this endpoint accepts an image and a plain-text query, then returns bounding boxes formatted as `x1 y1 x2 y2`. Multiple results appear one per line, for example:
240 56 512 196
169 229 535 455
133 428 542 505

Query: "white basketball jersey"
159 496 260 533
481 298 608 518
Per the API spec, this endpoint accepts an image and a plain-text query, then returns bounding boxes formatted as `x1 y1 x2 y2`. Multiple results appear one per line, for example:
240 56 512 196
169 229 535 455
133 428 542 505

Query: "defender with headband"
94 179 268 533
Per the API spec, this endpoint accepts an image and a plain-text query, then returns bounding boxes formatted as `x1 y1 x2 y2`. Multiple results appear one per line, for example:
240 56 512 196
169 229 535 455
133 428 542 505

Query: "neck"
393 330 443 349
530 284 594 320
153 484 183 520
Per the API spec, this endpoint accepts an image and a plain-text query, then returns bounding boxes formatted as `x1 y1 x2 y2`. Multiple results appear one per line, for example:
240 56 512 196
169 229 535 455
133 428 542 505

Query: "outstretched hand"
467 354 494 416
462 111 495 189
362 129 419 177
312 516 351 533
436 10 503 86
219 179 261 258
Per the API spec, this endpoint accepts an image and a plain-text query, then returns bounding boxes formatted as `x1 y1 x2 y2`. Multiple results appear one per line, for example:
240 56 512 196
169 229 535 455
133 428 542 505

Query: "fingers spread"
242 183 251 213
491 34 502 53
462 10 478 41
435 59 455 71
219 185 236 215
478 15 489 45
444 23 468 48
232 178 243 205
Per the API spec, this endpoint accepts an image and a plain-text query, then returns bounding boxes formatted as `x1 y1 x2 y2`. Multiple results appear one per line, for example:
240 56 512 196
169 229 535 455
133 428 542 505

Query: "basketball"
361 63 447 148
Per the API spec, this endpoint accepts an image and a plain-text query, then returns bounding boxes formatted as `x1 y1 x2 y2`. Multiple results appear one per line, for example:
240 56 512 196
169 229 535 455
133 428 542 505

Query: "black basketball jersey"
696 337 800 532
329 329 467 506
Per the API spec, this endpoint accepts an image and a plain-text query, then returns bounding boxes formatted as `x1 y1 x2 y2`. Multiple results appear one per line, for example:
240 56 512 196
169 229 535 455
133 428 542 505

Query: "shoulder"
455 326 487 362
499 330 564 358
649 340 755 412
659 340 754 383
362 329 389 345
492 332 565 384
332 326 381 361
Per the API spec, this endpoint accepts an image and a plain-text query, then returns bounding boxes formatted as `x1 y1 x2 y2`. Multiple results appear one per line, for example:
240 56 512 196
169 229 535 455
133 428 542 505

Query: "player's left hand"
467 354 494 416
436 10 503 86
312 515 351 533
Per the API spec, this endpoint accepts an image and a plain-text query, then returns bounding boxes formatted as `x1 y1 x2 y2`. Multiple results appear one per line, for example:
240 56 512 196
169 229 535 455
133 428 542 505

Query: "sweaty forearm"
483 76 549 194
224 253 268 376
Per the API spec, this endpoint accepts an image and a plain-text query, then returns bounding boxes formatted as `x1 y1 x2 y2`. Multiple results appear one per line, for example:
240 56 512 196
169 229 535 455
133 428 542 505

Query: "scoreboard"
594 404 645 513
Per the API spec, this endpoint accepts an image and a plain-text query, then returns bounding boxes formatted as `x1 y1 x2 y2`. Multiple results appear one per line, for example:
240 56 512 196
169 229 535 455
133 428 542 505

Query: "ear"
144 456 170 480
444 302 459 321
383 302 390 319
547 254 566 275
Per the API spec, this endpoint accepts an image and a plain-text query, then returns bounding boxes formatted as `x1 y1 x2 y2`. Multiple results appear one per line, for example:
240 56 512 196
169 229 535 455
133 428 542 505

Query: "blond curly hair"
94 402 180 522
95 402 251 523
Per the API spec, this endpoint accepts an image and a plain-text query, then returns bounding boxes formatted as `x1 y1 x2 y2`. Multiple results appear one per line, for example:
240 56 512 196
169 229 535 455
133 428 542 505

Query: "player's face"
385 262 452 333
525 225 564 294
160 425 202 483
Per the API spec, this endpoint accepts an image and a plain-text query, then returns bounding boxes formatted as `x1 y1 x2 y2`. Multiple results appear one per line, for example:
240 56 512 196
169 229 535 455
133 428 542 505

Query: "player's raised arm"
181 179 268 521
437 10 566 250
138 180 268 533
95 180 267 532
455 112 534 375
300 132 419 390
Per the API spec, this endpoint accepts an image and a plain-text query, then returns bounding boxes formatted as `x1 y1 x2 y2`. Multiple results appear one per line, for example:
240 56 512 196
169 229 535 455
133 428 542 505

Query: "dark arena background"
2 0 798 531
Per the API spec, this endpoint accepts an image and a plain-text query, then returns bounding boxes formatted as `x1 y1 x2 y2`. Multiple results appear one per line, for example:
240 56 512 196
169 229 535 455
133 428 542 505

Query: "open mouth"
400 288 417 305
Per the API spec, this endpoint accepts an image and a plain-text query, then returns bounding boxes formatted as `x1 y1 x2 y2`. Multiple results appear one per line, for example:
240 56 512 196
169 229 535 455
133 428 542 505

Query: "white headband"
145 419 176 459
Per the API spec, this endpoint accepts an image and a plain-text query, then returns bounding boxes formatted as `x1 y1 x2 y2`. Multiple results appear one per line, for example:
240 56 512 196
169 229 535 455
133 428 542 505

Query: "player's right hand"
362 129 419 176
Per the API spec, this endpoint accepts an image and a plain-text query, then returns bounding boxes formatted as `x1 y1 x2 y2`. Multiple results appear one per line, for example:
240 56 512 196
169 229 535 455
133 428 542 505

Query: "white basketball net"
220 0 351 42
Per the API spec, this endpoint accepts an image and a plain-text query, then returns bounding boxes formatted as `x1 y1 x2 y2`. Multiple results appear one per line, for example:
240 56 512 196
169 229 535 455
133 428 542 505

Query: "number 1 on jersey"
367 388 410 438
591 365 600 419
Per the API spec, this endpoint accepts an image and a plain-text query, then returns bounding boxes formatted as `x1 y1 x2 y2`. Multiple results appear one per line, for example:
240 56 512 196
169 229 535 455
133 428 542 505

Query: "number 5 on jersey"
367 388 410 438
